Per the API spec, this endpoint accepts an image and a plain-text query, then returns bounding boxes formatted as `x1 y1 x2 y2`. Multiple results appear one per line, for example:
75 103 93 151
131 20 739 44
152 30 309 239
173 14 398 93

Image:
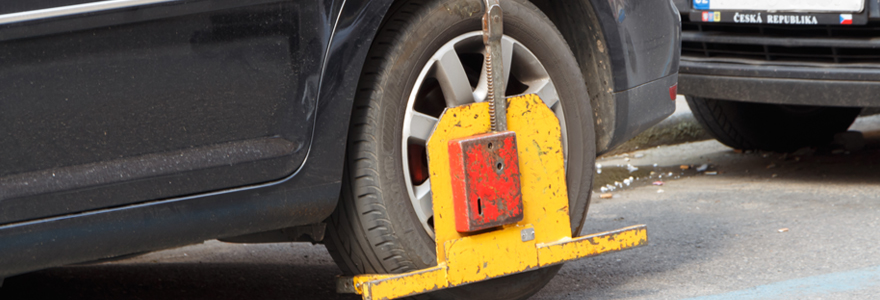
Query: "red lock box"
447 131 524 233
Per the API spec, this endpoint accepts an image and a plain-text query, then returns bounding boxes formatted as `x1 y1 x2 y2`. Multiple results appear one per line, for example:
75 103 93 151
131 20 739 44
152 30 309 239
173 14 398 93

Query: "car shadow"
0 262 358 300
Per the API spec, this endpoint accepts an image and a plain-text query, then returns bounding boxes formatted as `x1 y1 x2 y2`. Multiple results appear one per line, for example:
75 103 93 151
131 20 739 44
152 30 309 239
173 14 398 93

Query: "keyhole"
477 197 483 216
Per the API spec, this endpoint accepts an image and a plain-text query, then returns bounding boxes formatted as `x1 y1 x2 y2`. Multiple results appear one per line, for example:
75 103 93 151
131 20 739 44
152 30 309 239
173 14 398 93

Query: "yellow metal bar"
537 225 648 267
343 225 648 300
360 266 447 300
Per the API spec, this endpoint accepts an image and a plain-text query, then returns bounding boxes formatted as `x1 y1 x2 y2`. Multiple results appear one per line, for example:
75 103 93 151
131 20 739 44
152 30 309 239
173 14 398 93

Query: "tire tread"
325 0 434 276
685 96 860 151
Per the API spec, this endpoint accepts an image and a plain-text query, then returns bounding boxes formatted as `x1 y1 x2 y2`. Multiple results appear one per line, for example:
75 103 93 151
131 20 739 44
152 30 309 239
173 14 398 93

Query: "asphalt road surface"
4 121 880 299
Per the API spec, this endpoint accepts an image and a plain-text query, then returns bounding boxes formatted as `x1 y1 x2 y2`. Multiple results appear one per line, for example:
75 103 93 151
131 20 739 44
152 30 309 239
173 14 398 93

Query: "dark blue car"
0 0 680 298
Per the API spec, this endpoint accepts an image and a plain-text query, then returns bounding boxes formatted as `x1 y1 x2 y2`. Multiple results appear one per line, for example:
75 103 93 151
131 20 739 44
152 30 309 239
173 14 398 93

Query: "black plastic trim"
681 59 880 80
682 31 880 49
679 73 880 107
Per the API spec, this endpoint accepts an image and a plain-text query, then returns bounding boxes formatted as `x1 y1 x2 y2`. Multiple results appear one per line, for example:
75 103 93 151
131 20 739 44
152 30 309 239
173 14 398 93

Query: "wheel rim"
401 32 567 238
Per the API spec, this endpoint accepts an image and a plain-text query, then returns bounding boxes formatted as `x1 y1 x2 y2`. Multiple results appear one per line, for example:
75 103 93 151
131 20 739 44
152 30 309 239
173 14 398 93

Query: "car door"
0 0 337 224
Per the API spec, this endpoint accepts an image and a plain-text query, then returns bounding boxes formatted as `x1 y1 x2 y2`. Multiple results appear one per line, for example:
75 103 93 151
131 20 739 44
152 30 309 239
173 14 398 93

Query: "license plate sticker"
693 0 864 13
690 10 867 25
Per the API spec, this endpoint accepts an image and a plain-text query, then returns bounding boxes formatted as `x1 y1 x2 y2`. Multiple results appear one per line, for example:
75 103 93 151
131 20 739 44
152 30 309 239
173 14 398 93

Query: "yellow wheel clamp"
337 1 647 299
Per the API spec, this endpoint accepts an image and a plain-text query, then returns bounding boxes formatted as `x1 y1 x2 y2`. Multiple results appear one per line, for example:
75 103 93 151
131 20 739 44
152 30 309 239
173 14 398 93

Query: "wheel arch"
528 0 619 153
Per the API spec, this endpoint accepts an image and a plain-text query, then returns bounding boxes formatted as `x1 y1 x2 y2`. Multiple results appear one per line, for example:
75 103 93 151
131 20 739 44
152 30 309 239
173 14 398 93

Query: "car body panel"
587 0 681 151
543 0 680 154
0 0 395 278
591 0 681 92
0 0 336 223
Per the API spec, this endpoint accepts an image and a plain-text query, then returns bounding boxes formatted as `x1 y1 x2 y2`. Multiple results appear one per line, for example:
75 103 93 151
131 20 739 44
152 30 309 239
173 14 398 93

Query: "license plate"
693 0 864 13
690 0 867 25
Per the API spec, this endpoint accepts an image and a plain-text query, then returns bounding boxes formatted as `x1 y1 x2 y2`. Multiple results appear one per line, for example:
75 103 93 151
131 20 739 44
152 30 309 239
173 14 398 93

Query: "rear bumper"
604 73 679 150
679 59 880 107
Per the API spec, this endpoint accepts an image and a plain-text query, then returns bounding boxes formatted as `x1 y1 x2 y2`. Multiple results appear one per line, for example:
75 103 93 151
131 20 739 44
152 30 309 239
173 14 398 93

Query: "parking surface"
4 121 880 299
538 138 880 299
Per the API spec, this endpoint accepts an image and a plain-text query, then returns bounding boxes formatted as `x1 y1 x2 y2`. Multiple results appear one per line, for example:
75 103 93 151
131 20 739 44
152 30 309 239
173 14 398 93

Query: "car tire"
324 0 595 299
685 96 862 152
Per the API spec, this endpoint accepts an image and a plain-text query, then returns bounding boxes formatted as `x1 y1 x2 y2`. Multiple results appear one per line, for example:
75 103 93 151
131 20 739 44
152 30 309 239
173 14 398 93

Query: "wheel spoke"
403 32 569 239
501 37 514 91
473 61 488 102
473 37 515 103
530 79 560 108
414 178 433 218
408 112 439 142
435 48 475 107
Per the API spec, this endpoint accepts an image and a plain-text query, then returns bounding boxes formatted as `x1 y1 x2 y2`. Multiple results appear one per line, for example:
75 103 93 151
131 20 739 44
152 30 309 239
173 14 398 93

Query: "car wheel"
324 0 595 298
685 96 861 152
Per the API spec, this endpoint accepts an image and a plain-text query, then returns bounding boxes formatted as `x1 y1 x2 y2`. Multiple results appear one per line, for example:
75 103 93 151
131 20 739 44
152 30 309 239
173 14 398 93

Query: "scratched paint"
365 266 447 300
444 225 539 285
505 94 572 244
448 131 523 232
425 102 493 261
536 225 648 266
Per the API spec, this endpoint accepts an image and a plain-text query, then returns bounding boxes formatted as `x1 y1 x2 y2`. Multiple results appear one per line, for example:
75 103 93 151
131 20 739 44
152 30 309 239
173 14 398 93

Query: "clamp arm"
482 0 506 131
